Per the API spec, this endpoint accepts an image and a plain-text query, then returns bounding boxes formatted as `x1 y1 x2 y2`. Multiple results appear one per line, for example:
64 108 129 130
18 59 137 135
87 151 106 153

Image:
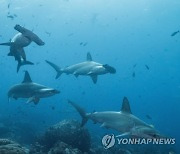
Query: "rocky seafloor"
0 119 177 154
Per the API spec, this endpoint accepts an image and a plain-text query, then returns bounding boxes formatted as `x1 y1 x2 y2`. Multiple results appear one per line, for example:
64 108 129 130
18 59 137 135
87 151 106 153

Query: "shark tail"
68 100 88 127
45 60 63 79
0 42 12 46
17 60 34 72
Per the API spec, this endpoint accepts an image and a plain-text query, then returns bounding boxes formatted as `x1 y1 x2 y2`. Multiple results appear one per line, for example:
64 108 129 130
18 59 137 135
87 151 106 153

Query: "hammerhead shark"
0 24 45 72
68 97 162 138
45 52 116 84
8 71 60 104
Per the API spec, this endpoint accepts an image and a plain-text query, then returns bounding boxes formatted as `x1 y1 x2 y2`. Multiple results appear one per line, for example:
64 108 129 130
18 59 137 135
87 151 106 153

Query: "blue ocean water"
0 0 179 153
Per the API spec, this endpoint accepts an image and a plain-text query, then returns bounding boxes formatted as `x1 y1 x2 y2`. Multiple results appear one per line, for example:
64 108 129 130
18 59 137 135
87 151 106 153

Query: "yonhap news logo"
102 134 116 149
102 134 175 149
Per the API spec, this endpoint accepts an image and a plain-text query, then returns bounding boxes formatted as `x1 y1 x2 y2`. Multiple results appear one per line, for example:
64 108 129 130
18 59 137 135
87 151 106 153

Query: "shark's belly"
12 89 33 98
9 85 38 98
74 66 93 75
12 33 31 47
92 112 148 133
65 66 90 75
65 62 105 75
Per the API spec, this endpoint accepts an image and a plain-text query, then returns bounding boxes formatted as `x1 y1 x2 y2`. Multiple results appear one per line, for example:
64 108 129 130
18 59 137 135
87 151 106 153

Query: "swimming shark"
68 97 162 138
45 53 116 84
8 71 60 105
0 24 45 72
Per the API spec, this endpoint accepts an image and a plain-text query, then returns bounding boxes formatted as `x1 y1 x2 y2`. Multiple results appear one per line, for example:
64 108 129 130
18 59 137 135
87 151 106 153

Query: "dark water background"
0 0 179 152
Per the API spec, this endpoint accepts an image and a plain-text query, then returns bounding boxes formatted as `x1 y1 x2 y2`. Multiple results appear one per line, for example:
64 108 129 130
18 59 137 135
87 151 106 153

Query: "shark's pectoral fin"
75 74 79 78
13 96 18 100
73 72 79 78
26 97 34 104
100 122 109 129
149 124 154 128
0 42 13 46
90 75 98 84
116 132 131 138
33 97 40 105
87 71 93 75
26 97 40 105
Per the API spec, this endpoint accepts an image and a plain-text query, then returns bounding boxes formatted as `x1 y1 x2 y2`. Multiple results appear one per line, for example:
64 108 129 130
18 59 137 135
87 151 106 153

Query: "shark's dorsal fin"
87 52 92 61
121 97 132 114
22 71 32 83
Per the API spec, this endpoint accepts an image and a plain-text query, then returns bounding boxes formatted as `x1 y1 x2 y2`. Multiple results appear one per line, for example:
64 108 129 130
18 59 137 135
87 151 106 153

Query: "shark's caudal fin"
0 42 12 46
68 100 88 127
45 60 63 79
87 52 92 61
17 60 34 72
121 97 132 114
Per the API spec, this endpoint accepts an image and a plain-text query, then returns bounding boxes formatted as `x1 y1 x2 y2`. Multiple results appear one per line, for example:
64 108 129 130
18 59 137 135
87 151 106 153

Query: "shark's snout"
38 88 60 97
46 89 60 94
52 89 60 94
103 64 116 74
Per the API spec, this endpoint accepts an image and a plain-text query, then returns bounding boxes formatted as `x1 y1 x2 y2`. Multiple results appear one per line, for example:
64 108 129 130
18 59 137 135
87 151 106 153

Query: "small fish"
145 64 150 70
83 42 88 46
132 72 135 78
82 91 86 95
45 31 51 36
79 42 88 46
171 30 179 37
7 14 17 20
146 115 152 120
133 64 137 68
51 106 55 110
68 33 74 37
8 3 10 9
7 15 14 20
